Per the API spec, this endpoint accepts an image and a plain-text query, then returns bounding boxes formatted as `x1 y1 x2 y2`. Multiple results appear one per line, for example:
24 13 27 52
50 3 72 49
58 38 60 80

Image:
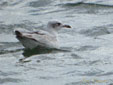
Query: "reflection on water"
23 47 55 57
23 46 71 57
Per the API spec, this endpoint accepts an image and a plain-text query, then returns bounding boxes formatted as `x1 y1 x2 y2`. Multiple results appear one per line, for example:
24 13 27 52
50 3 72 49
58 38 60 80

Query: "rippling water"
1 0 113 85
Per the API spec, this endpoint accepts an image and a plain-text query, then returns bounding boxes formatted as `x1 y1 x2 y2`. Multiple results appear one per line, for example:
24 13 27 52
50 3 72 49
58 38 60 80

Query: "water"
0 0 113 85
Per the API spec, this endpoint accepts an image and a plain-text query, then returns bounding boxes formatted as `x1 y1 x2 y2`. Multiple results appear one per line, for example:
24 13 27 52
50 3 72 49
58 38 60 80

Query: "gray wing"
15 30 59 49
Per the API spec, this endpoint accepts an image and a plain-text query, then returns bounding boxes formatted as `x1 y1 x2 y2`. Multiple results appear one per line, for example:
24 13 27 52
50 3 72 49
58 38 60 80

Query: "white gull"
15 21 71 49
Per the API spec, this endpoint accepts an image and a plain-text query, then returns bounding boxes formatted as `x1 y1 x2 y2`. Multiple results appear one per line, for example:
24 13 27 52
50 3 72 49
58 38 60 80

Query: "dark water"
0 0 113 85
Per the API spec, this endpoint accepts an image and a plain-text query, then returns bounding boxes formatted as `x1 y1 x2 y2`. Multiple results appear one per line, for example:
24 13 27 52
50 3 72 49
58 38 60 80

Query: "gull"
15 21 71 49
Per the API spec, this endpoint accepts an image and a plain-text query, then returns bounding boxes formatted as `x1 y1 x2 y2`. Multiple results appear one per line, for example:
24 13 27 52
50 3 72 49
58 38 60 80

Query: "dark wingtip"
15 30 22 37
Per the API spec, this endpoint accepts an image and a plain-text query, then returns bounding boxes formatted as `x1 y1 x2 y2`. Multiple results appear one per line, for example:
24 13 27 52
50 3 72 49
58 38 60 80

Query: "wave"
61 0 113 7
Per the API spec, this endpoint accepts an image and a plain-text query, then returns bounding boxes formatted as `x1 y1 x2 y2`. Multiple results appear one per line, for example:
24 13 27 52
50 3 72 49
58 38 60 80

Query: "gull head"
47 21 71 32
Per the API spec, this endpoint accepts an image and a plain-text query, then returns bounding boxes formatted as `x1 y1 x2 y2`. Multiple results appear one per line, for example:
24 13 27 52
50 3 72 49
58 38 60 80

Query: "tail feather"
15 30 22 37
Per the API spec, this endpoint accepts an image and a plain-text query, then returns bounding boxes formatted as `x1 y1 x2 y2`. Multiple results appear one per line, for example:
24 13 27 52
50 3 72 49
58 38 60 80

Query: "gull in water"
15 21 71 49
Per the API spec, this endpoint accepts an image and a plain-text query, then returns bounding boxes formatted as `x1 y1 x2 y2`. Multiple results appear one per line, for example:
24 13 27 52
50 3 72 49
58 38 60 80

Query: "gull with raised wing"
15 21 71 49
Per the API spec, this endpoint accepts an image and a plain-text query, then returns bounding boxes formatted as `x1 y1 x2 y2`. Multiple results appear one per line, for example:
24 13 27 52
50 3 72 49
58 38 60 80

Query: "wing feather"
17 30 59 48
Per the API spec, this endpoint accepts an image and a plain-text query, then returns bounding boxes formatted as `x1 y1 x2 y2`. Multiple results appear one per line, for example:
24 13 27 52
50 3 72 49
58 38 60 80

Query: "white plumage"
15 21 71 49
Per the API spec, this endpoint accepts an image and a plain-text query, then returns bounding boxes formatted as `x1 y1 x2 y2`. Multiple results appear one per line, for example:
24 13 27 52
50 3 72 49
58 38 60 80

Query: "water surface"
0 0 113 85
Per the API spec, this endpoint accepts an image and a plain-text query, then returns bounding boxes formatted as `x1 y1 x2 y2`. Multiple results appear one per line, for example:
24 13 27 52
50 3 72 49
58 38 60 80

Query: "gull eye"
51 22 61 28
56 23 61 26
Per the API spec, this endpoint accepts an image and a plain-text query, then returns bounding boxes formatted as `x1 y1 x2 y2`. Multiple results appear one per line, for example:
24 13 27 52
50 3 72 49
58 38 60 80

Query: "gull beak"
62 24 71 28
